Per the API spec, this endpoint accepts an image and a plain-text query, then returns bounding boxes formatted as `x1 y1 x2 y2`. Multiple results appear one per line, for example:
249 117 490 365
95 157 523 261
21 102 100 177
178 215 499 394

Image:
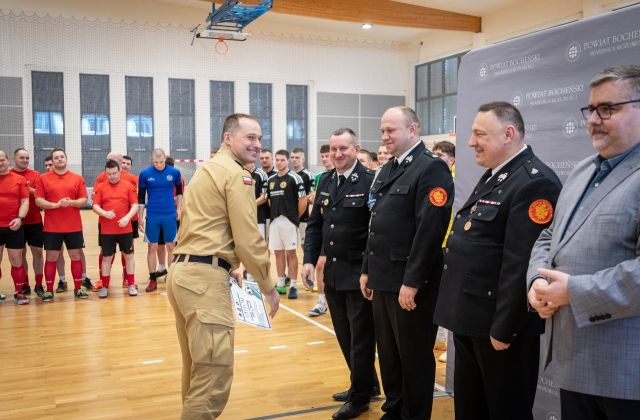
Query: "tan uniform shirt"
173 147 273 293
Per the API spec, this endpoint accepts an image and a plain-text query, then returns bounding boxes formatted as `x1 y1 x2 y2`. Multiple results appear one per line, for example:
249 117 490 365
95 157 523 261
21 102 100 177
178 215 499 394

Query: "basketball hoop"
215 37 229 55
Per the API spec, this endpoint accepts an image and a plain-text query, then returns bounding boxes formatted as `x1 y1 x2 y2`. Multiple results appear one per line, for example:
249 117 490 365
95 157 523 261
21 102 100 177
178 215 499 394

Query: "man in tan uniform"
167 113 280 419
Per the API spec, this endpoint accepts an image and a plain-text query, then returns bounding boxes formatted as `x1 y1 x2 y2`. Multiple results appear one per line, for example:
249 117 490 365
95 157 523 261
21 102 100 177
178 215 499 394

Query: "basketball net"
215 36 229 56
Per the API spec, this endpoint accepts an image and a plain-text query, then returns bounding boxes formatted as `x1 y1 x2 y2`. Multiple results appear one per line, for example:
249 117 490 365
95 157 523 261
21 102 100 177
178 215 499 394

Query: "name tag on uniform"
346 193 364 198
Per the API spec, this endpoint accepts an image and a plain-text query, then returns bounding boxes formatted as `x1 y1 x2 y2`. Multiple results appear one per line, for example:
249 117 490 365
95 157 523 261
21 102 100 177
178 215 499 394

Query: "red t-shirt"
93 180 137 234
0 172 29 227
11 167 42 224
35 170 88 233
95 170 139 221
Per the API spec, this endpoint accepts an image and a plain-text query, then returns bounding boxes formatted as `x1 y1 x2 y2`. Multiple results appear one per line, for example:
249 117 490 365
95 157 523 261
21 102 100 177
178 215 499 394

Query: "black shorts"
100 233 134 257
158 220 180 245
43 231 85 250
0 226 25 249
132 220 139 239
23 222 44 247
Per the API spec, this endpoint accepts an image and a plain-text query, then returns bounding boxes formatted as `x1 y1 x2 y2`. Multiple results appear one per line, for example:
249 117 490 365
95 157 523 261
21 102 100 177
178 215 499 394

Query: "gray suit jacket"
527 146 640 400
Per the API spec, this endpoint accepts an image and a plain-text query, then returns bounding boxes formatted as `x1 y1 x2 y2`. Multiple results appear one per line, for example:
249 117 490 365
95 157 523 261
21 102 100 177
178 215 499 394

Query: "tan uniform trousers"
167 260 235 420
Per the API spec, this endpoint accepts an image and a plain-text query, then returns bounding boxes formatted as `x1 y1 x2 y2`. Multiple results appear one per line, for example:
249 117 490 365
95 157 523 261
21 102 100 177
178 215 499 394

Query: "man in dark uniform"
434 101 562 420
360 106 454 420
303 128 379 419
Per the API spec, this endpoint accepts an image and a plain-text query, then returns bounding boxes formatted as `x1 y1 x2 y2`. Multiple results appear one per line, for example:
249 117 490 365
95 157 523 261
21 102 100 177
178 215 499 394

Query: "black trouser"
452 334 539 420
372 289 438 420
561 389 640 420
325 286 379 406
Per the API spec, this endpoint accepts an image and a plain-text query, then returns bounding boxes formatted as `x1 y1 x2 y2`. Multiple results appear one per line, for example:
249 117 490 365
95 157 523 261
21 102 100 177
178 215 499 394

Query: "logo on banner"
580 29 640 59
511 91 523 107
478 63 488 80
565 41 582 62
546 412 560 420
563 118 579 138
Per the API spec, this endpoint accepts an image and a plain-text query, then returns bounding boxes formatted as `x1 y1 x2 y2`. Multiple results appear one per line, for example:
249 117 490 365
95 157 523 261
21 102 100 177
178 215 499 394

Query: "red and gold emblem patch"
528 199 553 224
429 187 448 207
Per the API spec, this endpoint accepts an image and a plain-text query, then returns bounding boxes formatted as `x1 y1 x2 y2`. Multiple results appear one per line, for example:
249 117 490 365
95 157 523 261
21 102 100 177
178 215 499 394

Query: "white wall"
0 1 413 171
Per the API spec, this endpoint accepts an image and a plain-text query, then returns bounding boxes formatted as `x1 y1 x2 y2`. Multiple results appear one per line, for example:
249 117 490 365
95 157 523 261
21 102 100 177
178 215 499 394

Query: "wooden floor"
0 211 453 419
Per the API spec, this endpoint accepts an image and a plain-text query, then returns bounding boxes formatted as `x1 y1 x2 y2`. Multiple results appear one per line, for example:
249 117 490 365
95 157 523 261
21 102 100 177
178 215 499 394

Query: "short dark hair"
275 149 289 158
477 101 525 138
51 148 66 157
370 151 378 162
165 156 175 167
319 144 330 154
44 155 53 163
260 149 272 155
222 113 258 136
13 147 27 156
105 159 120 170
433 141 456 158
123 155 132 163
292 147 305 155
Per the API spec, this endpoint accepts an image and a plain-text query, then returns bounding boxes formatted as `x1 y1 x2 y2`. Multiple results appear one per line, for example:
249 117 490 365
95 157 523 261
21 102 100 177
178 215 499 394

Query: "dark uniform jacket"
304 161 374 291
434 146 562 343
362 141 454 293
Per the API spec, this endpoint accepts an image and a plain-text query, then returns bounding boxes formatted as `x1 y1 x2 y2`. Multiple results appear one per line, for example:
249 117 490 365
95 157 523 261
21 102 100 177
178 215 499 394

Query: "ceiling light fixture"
361 23 373 30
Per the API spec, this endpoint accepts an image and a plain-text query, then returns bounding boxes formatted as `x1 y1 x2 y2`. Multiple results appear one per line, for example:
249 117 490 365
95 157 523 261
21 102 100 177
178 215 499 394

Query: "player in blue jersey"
138 148 182 292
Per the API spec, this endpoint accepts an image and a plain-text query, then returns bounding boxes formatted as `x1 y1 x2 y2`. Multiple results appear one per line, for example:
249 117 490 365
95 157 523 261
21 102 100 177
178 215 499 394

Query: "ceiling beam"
202 1 481 33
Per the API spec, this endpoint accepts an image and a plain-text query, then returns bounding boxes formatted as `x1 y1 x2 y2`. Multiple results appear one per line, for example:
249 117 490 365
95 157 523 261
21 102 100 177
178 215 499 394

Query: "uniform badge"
269 181 275 190
350 173 359 183
470 203 478 214
406 156 413 164
428 187 448 207
166 175 173 181
531 168 539 175
464 221 472 231
242 176 253 185
323 198 329 206
280 181 287 189
528 199 554 224
497 172 508 183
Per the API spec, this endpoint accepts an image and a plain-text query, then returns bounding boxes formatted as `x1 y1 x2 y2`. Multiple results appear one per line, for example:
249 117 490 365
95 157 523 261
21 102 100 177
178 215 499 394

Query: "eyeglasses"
580 99 640 120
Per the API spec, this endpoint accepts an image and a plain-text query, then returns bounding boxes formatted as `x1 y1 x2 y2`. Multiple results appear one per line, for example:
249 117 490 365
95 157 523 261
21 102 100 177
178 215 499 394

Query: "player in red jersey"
11 148 45 297
0 150 30 304
35 148 89 302
92 160 138 298
93 151 139 290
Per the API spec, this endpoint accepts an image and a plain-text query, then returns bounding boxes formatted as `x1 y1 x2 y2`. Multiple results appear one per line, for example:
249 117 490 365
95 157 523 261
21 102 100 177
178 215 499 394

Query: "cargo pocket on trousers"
190 308 235 366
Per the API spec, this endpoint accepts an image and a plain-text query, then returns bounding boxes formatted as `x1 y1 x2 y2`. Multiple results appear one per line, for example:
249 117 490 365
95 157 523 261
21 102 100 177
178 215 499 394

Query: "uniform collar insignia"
497 172 508 183
406 155 413 165
531 168 539 174
350 172 359 183
331 172 336 180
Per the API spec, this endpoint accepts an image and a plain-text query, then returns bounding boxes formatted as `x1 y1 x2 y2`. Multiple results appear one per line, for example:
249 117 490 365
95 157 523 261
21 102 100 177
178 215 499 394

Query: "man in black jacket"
360 106 454 420
434 101 561 420
303 128 379 419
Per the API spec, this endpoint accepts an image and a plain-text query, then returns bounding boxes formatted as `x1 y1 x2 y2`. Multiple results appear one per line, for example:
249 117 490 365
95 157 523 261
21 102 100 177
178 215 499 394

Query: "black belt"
173 254 231 271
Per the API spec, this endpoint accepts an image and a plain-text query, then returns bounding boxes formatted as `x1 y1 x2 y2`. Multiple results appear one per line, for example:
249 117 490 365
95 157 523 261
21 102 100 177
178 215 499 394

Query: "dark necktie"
390 159 399 174
337 175 346 192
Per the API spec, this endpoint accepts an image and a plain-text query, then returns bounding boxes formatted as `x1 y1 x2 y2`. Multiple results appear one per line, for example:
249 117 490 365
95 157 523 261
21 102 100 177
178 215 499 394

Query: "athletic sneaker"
303 276 314 290
56 281 67 293
288 286 298 299
276 286 286 295
284 276 291 287
22 284 32 295
312 284 319 292
42 291 54 302
0 293 5 300
14 292 30 305
34 285 45 297
74 288 89 299
128 285 138 296
156 269 168 278
82 277 94 290
146 280 157 292
308 302 328 317
92 279 103 291
98 287 109 299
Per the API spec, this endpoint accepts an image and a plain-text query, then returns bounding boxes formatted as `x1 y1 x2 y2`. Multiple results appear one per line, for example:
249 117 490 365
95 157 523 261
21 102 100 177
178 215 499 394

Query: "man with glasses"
528 66 640 419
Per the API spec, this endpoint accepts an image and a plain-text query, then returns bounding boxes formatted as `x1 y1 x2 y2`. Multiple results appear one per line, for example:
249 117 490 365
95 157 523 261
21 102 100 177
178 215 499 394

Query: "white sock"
59 275 66 283
276 277 286 287
318 293 326 304
158 264 166 271
82 273 87 280
290 279 297 289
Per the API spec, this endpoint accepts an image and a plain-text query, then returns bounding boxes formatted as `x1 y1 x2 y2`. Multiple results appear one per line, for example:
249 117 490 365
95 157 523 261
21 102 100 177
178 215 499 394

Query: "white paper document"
229 279 272 330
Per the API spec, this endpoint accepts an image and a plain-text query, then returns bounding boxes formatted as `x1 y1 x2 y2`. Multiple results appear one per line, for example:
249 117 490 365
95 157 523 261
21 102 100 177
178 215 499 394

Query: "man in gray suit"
528 65 640 419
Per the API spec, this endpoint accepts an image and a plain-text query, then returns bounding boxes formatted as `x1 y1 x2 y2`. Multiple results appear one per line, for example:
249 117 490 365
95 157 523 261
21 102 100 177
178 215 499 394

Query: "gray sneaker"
308 301 328 317
128 285 138 296
98 287 109 299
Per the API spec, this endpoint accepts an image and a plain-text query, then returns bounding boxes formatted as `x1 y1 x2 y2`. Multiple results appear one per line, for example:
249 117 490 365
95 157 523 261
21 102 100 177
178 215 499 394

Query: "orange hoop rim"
215 37 229 55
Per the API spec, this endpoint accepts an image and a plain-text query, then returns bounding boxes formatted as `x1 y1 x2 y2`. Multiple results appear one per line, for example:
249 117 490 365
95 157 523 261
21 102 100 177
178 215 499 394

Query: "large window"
31 71 65 173
169 78 196 159
249 83 272 151
125 76 154 174
210 81 234 149
415 53 464 135
80 73 111 184
286 84 308 152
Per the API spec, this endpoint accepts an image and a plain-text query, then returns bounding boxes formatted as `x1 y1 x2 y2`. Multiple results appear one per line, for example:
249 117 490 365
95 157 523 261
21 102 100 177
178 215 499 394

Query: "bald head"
107 151 124 165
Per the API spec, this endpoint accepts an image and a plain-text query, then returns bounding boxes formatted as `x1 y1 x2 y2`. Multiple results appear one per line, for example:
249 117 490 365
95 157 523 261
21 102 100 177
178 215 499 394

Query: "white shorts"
298 222 307 247
258 223 266 239
268 216 298 251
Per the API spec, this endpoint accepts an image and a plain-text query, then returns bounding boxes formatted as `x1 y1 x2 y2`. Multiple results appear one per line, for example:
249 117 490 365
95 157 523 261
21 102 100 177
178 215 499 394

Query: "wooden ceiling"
201 0 481 32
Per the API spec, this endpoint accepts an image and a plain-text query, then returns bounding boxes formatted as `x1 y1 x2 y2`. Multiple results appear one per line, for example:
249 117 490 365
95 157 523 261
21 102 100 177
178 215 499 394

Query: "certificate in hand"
229 279 272 330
